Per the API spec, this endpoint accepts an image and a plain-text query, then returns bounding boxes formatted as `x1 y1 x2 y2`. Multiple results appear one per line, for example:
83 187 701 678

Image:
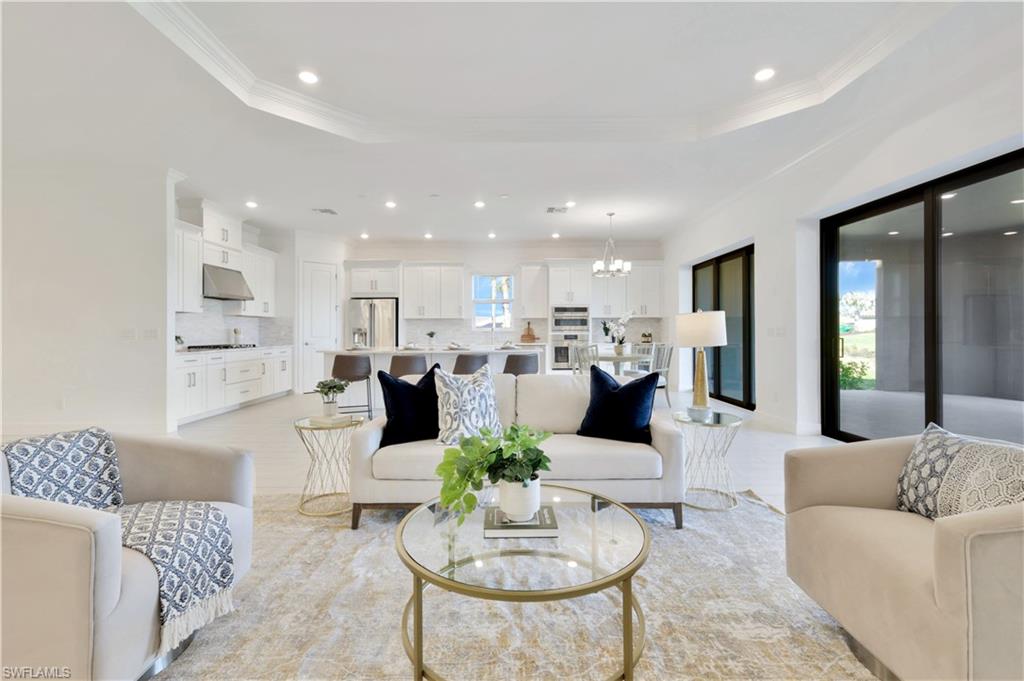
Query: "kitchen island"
319 345 547 412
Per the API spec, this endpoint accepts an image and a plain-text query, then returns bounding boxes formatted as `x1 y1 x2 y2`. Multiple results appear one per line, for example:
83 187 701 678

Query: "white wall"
3 164 170 437
661 72 1023 434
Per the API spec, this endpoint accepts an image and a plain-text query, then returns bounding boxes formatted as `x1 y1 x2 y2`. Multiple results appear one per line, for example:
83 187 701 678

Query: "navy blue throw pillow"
577 365 658 444
378 364 441 447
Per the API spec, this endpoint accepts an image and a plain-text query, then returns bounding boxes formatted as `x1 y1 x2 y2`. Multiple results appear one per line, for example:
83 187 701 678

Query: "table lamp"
676 310 727 420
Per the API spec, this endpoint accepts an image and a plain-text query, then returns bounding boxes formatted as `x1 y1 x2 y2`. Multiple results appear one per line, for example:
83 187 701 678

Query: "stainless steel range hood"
203 264 254 301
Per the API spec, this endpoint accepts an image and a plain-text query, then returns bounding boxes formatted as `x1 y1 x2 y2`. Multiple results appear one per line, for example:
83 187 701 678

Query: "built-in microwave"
551 306 589 333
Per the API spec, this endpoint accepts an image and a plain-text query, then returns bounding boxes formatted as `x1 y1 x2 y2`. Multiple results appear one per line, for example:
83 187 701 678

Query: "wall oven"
551 334 587 370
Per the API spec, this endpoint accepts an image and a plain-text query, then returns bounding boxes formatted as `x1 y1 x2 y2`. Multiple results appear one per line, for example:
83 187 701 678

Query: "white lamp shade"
676 310 727 347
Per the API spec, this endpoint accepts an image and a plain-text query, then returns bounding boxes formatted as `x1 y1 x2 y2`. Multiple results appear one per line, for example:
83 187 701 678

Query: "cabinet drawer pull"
239 389 250 395
240 369 250 373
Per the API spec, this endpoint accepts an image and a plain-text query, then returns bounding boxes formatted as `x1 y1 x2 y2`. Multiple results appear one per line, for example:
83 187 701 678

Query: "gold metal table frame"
293 416 364 517
394 484 652 681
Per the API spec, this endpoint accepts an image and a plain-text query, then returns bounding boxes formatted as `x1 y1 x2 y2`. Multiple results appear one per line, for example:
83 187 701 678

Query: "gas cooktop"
186 344 257 352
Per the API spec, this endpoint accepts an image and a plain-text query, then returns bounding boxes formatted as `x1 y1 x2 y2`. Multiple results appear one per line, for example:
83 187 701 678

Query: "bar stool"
453 353 488 374
503 353 539 376
331 354 374 419
389 354 427 377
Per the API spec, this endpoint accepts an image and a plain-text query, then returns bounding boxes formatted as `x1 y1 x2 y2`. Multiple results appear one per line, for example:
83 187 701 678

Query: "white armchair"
1 434 254 681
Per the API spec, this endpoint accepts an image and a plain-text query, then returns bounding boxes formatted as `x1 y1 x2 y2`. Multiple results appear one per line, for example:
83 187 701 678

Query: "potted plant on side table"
314 378 350 417
435 425 552 523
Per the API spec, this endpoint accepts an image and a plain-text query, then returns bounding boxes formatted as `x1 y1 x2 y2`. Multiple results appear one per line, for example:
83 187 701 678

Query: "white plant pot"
322 401 337 417
499 478 541 522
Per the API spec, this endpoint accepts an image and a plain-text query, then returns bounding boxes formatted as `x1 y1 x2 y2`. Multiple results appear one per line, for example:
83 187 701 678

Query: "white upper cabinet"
518 265 548 318
548 263 592 306
403 264 463 319
175 223 203 313
178 199 243 255
626 263 663 317
592 276 628 318
225 246 278 317
350 264 400 296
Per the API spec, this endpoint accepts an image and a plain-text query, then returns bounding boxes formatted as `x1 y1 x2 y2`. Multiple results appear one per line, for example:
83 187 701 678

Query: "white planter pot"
322 401 337 417
499 478 541 522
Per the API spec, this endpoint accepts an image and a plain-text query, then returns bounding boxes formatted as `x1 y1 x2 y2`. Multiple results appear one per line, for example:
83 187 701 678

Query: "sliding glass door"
692 245 755 410
821 149 1023 442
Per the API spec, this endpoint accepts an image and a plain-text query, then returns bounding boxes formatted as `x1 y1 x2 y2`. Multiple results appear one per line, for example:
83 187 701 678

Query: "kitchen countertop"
321 345 544 355
176 344 293 355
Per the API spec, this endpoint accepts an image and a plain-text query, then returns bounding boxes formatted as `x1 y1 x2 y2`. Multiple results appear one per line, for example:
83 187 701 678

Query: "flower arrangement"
609 313 632 346
426 330 437 344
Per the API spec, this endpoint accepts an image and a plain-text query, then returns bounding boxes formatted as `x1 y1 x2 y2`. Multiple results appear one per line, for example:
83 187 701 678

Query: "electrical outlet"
142 328 158 341
120 328 138 342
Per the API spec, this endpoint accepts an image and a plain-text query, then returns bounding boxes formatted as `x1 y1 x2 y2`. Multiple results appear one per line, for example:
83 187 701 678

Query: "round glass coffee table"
395 484 651 681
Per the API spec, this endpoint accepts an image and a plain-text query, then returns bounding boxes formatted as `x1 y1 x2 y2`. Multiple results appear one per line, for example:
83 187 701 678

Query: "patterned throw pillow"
897 423 1024 519
435 364 503 445
3 426 124 510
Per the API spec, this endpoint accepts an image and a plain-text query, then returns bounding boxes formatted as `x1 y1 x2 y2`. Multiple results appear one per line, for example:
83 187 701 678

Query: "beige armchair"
785 436 1023 681
1 434 254 681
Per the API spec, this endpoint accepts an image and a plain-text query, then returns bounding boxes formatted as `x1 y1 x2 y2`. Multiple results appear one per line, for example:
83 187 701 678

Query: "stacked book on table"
483 505 559 538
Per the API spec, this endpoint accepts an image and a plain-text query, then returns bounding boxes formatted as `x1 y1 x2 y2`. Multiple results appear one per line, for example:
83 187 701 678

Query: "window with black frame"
820 149 1023 443
691 245 755 410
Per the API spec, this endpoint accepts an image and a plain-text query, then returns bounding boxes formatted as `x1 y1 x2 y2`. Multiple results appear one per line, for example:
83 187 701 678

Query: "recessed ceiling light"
754 68 775 82
888 231 900 236
487 232 496 239
424 232 433 239
1005 231 1019 236
942 232 954 237
360 232 369 240
1012 199 1024 205
298 71 319 84
245 200 258 208
428 193 441 198
564 201 576 208
385 200 397 209
551 232 560 239
940 192 957 200
474 200 486 208
499 194 510 199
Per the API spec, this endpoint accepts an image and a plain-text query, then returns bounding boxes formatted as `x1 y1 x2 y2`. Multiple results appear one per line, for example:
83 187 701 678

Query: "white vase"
499 478 541 522
322 400 336 417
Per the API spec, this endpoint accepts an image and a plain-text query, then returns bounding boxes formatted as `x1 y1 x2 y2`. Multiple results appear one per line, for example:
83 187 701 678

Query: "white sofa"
349 373 686 529
1 434 253 681
785 436 1024 681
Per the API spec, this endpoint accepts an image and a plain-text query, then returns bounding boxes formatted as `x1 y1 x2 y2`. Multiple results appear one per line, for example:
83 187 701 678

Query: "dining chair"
571 344 600 374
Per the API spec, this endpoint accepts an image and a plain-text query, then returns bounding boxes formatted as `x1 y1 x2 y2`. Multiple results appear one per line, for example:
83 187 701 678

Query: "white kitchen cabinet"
548 264 592 306
226 247 277 317
258 354 276 397
627 263 663 317
258 254 276 316
518 265 548 318
175 364 206 419
275 349 293 392
205 359 227 412
203 243 243 271
350 264 400 296
403 265 463 319
175 224 203 313
178 199 243 253
592 276 628 318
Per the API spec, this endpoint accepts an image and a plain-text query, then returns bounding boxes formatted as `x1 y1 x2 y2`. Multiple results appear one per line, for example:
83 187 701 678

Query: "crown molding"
134 1 948 144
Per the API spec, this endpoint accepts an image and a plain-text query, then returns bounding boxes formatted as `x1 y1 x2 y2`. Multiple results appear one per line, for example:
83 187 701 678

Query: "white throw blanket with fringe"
118 500 236 654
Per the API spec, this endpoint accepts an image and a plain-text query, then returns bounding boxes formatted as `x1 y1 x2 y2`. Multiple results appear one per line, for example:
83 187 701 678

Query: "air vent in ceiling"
312 208 338 215
546 206 568 214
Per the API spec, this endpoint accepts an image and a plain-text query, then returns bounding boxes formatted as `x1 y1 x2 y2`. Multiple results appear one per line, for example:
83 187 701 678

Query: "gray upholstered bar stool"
389 354 427 377
503 353 539 376
453 353 488 374
331 354 374 419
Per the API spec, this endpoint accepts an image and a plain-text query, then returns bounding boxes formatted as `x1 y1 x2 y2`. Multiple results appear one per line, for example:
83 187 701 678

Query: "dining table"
597 352 647 374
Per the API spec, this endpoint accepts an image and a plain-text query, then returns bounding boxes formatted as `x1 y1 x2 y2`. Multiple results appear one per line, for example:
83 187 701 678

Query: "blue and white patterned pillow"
897 423 1024 519
3 426 124 510
435 365 502 445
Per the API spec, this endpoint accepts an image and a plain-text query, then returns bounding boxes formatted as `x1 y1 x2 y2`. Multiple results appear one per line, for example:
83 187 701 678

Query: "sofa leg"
672 502 683 529
351 503 363 530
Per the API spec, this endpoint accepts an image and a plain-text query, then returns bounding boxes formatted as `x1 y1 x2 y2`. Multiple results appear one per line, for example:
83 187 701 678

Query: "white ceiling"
4 2 1022 243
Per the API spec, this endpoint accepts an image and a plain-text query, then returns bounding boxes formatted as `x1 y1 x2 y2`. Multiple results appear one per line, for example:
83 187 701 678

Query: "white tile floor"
178 390 839 511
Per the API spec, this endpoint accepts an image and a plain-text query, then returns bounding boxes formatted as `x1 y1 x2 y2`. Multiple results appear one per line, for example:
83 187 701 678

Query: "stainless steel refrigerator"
348 297 398 348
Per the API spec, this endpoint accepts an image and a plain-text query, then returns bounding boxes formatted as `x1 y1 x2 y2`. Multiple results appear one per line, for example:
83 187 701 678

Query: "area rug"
159 493 873 681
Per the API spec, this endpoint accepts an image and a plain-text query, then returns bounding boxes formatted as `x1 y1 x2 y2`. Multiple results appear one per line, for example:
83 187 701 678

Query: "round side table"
673 411 743 511
294 416 364 517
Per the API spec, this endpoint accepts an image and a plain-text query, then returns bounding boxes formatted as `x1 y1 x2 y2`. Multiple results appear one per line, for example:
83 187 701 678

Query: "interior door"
300 261 338 391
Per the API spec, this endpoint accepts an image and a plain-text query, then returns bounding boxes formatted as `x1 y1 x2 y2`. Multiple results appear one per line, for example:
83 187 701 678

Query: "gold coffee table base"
399 549 646 681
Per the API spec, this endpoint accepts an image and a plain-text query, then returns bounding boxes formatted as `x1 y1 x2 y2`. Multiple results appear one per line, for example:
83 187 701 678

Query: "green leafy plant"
314 378 350 403
839 360 869 390
601 320 612 337
426 330 437 340
435 425 552 524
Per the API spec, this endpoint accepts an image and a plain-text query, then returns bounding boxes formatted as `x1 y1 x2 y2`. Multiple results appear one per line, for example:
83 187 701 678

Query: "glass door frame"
820 148 1023 442
691 244 756 411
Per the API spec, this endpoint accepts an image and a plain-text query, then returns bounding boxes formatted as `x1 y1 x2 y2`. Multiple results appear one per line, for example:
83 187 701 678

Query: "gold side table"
395 484 651 681
673 411 744 511
294 416 364 517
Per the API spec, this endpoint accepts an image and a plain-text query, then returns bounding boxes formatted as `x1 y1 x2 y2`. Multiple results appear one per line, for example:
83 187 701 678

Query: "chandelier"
593 212 631 277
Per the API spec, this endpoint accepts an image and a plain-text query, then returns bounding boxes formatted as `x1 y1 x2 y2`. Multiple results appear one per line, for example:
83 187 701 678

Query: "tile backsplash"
175 300 261 346
591 318 664 344
403 318 548 346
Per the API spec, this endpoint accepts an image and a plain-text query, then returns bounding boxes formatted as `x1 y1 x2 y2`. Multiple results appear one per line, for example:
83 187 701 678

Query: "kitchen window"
472 275 514 329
